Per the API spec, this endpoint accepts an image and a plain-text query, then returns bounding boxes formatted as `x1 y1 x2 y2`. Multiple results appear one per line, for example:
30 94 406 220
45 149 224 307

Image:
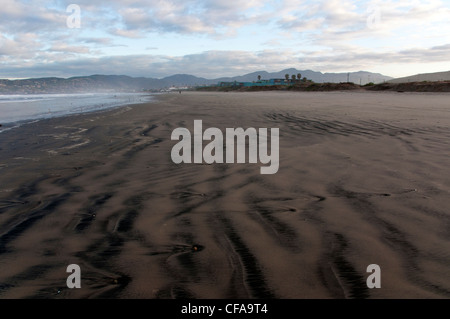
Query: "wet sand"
0 91 449 299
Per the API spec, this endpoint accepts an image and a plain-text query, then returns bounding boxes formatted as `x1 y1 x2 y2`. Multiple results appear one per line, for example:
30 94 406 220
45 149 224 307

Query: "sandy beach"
0 91 449 299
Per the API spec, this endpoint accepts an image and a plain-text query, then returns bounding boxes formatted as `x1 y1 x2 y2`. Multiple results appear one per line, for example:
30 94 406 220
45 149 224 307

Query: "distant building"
218 78 291 87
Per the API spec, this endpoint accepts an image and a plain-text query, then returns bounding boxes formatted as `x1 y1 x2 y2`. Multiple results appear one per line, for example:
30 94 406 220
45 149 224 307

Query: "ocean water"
0 92 154 132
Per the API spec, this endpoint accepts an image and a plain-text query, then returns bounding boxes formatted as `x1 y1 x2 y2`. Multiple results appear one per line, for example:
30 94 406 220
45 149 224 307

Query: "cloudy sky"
1 0 449 79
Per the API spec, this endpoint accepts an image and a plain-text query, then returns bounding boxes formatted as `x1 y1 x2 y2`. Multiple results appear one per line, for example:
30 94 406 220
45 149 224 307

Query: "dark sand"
0 91 449 299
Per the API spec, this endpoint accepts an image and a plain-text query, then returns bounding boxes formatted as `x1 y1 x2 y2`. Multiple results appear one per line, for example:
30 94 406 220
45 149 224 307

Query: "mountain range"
0 68 394 94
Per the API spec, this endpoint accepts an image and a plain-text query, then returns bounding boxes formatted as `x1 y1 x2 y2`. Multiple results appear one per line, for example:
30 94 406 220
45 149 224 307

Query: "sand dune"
389 70 450 83
0 91 449 299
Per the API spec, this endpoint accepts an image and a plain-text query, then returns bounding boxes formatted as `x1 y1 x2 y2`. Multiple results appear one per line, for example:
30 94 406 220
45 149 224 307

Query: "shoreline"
0 92 156 130
1 89 449 133
1 91 449 298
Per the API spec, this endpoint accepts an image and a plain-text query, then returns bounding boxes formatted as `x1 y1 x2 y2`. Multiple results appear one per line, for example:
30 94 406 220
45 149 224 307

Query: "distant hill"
0 69 393 94
0 75 163 94
388 71 450 83
0 74 213 94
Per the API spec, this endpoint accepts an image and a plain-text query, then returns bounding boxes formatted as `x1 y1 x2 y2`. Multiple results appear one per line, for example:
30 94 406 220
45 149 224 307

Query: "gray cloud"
0 0 68 34
110 0 268 36
299 43 450 72
0 50 298 78
0 0 449 79
79 37 113 45
1 44 449 79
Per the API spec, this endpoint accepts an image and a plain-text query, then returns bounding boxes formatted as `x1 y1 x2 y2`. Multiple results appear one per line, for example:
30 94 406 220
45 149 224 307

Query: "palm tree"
257 75 261 81
285 73 289 81
297 73 301 80
291 74 296 81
